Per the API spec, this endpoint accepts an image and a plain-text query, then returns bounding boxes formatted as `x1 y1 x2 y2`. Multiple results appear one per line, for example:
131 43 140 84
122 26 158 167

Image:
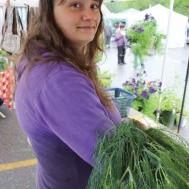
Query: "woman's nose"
81 8 94 20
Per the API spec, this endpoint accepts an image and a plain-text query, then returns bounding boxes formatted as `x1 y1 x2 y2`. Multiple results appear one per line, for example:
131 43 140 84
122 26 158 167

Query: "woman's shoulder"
18 58 92 96
21 58 85 81
45 62 90 84
33 61 93 93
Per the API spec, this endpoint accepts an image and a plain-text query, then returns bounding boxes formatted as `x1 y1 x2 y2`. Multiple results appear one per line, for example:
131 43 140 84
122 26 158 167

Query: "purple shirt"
115 30 126 47
15 59 121 189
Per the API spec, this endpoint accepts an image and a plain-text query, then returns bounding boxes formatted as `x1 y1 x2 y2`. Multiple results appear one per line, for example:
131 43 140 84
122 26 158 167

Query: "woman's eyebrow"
93 0 100 3
56 0 65 6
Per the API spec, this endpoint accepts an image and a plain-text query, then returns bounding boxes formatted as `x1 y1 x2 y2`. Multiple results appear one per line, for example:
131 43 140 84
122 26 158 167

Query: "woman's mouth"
77 26 95 30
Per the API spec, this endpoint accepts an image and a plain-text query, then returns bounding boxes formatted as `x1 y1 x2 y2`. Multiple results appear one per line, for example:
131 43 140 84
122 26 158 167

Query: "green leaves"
0 50 8 72
87 120 189 189
105 0 189 17
98 70 115 88
128 16 164 58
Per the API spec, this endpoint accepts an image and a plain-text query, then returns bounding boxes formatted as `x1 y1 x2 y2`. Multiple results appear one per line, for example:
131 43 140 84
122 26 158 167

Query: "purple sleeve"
35 69 119 166
115 31 122 41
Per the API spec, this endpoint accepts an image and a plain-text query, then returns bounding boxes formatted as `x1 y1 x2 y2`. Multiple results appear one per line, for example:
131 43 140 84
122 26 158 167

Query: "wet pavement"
0 44 189 188
0 105 36 189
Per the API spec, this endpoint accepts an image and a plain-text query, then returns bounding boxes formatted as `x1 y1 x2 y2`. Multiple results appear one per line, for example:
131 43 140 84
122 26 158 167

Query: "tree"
105 0 189 17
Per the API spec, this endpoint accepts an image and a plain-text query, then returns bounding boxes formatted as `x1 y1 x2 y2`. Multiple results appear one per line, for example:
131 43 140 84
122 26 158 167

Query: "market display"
0 67 14 109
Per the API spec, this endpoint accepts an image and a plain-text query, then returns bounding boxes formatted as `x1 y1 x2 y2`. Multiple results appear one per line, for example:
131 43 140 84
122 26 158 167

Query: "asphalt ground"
0 105 36 189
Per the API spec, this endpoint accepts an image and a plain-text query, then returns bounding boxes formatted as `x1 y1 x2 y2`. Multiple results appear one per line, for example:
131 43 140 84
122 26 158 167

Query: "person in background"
104 20 112 48
15 0 121 189
115 24 126 65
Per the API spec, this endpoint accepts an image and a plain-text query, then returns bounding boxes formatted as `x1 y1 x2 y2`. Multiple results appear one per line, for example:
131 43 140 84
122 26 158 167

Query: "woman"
15 0 121 188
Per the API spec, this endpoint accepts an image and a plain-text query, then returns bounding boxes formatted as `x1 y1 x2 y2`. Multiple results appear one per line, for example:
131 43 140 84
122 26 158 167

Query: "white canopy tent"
108 8 140 19
101 3 114 19
9 0 38 6
110 8 140 28
0 0 39 6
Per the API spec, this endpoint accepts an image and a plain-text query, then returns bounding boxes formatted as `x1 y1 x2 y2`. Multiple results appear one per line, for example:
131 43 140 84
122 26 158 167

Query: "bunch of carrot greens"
87 120 189 189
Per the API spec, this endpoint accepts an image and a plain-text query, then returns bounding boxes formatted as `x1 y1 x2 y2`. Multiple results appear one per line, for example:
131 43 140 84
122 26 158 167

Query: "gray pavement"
0 43 189 188
0 105 36 189
0 166 36 189
0 106 35 164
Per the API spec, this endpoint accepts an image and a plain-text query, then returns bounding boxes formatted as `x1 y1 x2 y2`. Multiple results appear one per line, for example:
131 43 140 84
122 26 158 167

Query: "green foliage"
0 50 8 72
105 0 189 17
105 2 129 13
95 34 105 63
170 0 189 17
105 0 150 13
123 70 162 119
123 71 183 123
153 33 166 53
142 93 159 119
95 51 103 63
160 88 182 112
128 15 165 58
98 70 115 88
87 120 189 189
128 21 154 57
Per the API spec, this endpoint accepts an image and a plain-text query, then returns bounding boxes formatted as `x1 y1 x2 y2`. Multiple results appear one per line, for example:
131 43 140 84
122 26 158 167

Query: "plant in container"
128 14 165 69
158 88 182 127
122 70 162 120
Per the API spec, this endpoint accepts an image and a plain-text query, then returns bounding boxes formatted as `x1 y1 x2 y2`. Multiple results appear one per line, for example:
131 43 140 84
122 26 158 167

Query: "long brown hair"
18 0 113 109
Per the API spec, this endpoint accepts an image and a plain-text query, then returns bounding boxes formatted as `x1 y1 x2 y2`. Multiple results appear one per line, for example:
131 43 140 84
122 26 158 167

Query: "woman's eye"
91 3 99 9
71 2 81 8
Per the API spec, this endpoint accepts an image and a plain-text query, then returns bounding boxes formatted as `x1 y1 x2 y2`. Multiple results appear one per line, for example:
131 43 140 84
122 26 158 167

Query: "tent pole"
177 56 189 133
156 0 174 123
160 0 174 82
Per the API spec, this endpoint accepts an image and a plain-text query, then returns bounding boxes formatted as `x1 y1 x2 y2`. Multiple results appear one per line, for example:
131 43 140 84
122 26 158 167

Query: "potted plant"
127 14 165 69
158 88 182 127
123 70 184 128
122 70 162 120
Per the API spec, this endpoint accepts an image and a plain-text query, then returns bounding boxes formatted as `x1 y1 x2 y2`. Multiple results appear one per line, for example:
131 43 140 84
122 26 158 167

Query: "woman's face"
54 0 101 49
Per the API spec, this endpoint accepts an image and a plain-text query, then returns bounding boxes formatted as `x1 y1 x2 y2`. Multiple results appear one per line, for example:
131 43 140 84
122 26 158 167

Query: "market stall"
0 0 38 117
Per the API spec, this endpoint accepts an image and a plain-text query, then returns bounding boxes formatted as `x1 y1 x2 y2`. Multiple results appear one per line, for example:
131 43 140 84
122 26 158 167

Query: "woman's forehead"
55 0 101 4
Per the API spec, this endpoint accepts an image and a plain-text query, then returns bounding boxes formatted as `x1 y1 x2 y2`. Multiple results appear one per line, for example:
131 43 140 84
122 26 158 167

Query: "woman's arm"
35 69 119 166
